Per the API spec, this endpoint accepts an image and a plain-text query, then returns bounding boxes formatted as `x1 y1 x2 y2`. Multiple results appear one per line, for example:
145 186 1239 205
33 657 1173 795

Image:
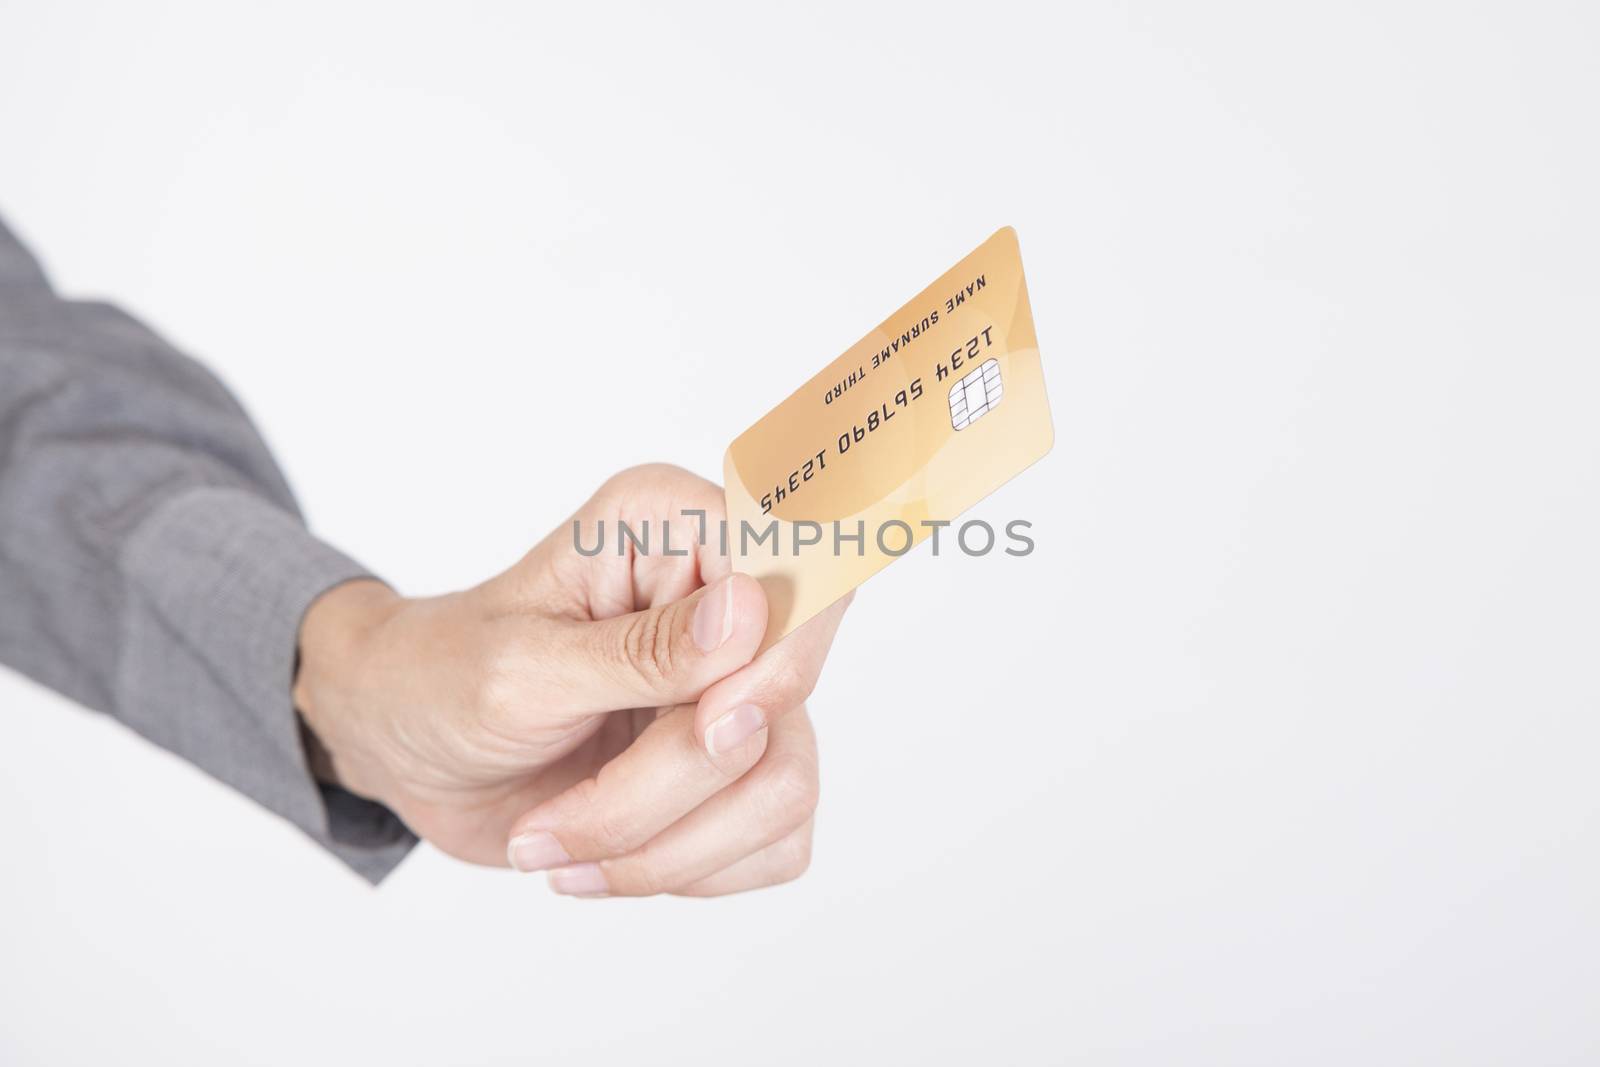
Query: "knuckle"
613 461 689 485
620 606 677 688
765 657 816 710
585 799 642 858
760 753 820 827
562 777 640 858
772 832 814 884
620 857 671 897
600 463 697 502
597 465 725 521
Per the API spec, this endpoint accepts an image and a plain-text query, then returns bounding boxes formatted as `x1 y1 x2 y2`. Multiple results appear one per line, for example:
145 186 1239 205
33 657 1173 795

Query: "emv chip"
948 358 1002 430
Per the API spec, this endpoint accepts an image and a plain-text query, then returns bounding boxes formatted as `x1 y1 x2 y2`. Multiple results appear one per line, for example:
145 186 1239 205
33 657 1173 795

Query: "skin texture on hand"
293 465 851 897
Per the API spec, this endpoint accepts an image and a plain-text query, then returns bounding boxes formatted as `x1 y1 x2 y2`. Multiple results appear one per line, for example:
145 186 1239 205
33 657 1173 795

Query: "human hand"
293 465 851 896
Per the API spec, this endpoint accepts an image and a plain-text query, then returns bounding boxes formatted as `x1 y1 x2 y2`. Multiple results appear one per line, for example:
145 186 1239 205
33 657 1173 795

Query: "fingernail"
507 830 570 873
692 577 735 652
705 703 767 755
547 862 609 897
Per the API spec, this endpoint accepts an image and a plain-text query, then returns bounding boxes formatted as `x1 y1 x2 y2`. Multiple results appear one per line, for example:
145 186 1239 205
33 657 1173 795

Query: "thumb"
545 573 768 713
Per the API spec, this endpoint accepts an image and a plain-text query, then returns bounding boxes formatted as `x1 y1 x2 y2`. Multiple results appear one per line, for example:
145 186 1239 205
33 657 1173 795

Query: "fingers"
693 591 852 755
552 463 733 620
505 701 772 873
503 594 850 895
539 572 768 715
533 710 821 898
672 820 815 897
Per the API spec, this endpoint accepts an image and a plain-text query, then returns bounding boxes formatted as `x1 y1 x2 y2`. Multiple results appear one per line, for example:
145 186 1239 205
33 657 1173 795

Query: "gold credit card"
724 227 1054 649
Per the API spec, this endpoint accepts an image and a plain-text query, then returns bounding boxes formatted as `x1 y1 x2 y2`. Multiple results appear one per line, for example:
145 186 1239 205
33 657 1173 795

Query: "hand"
293 464 851 897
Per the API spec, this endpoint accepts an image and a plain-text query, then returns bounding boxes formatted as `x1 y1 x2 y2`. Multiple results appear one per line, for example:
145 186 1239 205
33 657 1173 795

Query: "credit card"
724 226 1054 650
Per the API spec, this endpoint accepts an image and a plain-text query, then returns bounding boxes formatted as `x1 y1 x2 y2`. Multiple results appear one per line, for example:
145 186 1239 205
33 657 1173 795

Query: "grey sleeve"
0 216 415 883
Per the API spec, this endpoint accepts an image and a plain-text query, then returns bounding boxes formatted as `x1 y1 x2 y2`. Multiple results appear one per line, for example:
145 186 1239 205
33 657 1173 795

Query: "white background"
2 2 1597 1063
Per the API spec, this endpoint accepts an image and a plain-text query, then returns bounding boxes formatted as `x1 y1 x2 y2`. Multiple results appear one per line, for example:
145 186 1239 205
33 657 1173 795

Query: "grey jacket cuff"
119 486 416 883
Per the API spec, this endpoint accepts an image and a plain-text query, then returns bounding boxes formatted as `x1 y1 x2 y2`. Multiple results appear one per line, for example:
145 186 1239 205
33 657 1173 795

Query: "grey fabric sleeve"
0 215 415 883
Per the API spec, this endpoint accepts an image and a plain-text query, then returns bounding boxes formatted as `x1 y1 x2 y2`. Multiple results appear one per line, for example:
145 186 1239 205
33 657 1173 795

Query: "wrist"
294 578 405 800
